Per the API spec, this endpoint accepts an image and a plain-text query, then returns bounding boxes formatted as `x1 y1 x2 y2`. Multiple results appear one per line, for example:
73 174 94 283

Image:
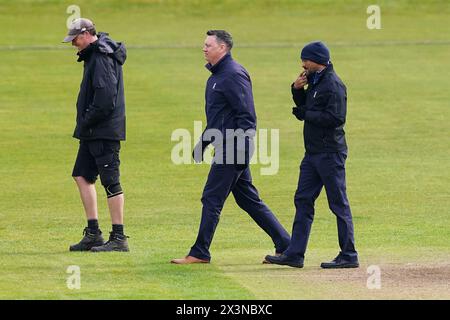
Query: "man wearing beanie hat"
265 41 359 269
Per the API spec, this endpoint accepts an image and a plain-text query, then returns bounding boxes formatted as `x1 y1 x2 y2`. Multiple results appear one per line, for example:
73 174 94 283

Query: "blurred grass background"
0 0 449 299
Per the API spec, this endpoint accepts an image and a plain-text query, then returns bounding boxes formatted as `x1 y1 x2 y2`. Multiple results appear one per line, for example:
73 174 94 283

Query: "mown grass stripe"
1 40 450 51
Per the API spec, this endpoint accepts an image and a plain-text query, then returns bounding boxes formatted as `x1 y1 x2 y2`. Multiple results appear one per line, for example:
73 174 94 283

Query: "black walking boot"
91 232 129 252
69 228 105 252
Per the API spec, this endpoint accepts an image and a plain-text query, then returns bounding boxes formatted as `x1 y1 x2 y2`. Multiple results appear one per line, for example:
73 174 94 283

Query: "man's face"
203 35 227 65
71 32 90 51
302 59 323 75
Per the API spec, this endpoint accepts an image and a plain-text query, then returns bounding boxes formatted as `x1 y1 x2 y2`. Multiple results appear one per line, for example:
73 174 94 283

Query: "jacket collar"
77 40 98 62
308 62 334 86
205 52 232 74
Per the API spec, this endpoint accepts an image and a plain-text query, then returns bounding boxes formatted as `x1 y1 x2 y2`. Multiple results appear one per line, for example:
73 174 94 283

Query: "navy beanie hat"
300 41 330 65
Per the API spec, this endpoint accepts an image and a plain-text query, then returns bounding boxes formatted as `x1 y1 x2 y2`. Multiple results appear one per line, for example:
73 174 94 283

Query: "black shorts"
72 140 121 186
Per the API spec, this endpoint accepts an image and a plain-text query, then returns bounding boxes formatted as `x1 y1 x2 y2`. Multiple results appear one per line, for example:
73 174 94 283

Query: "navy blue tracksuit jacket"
189 53 290 260
197 52 256 165
204 52 256 137
285 63 358 262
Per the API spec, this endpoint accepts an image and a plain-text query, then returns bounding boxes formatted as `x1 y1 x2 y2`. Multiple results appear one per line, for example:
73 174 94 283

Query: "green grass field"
0 0 449 299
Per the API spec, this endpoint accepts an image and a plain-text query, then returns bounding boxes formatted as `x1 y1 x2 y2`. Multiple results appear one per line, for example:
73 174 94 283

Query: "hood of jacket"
78 32 127 64
97 32 127 65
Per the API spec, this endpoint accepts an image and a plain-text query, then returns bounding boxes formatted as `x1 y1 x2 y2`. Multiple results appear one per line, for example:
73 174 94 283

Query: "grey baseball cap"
62 18 95 43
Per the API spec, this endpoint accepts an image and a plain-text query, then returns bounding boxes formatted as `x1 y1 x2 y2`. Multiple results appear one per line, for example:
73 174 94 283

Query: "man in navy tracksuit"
265 41 359 269
171 30 290 264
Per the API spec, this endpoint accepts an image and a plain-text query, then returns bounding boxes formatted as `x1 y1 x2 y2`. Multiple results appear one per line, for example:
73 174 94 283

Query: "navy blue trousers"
189 164 291 261
284 152 358 262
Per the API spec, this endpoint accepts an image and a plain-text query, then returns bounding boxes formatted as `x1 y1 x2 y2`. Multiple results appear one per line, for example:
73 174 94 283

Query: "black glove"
192 140 210 163
78 116 90 132
292 106 306 121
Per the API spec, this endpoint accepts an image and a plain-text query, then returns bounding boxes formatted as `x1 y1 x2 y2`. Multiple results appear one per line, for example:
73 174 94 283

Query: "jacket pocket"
95 153 114 167
312 91 330 110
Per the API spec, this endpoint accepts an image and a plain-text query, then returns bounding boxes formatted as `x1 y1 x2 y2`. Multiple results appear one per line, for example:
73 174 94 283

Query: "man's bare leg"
107 194 124 225
69 176 104 251
90 193 128 252
74 176 98 220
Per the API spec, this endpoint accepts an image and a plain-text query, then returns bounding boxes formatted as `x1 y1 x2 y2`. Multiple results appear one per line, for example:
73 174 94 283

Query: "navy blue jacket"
74 32 126 141
203 52 256 139
291 63 348 153
197 53 257 164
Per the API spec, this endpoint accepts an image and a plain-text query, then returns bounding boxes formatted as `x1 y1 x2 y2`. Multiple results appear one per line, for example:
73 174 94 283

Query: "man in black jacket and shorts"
63 18 129 252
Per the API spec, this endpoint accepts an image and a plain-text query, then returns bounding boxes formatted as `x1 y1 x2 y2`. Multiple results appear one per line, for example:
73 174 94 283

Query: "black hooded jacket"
74 32 126 141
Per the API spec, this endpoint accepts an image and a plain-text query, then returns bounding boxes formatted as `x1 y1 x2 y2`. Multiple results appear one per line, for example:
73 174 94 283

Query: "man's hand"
293 71 307 89
292 106 306 121
192 140 208 163
79 112 90 131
